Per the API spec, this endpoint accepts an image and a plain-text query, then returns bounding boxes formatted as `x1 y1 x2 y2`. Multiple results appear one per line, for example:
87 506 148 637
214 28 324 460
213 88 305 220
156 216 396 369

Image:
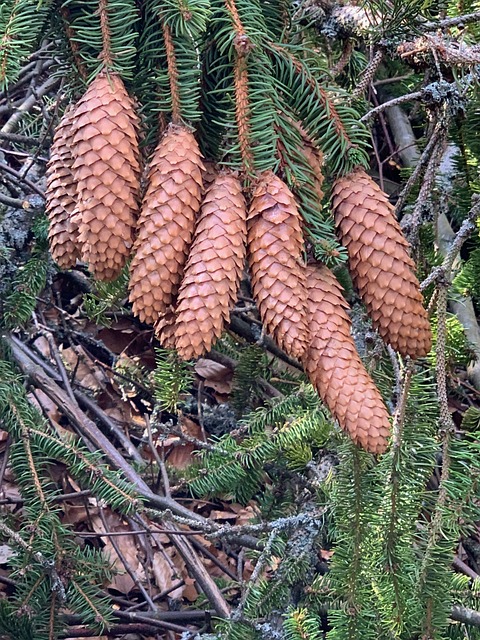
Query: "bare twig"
360 90 423 122
1 76 60 134
424 11 480 30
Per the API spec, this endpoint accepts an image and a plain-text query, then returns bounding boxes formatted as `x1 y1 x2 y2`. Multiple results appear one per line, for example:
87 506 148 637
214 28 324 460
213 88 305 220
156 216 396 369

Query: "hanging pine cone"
248 171 309 360
304 264 391 454
332 167 431 359
303 141 325 203
129 124 204 327
174 171 247 359
71 72 141 281
45 106 81 268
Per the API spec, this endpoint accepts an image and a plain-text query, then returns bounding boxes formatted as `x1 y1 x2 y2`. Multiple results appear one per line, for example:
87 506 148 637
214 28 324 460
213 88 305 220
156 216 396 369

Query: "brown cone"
174 171 247 359
71 72 141 281
304 264 391 454
303 142 325 203
46 106 81 268
129 125 204 326
248 171 309 360
156 307 178 350
332 167 431 359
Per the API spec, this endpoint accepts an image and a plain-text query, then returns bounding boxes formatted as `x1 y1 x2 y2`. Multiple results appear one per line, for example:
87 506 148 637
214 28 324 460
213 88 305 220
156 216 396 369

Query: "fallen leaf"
0 545 16 564
32 336 52 360
90 510 145 594
61 346 107 393
195 358 233 394
28 389 62 425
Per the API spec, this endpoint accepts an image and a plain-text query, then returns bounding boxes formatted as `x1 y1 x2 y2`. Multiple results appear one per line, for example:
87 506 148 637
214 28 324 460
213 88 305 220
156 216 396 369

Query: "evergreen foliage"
2 217 50 329
153 347 194 412
0 356 140 638
1 0 480 638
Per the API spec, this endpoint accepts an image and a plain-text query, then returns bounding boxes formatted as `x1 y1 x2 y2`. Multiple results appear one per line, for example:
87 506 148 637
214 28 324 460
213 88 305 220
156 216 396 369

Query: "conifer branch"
60 5 88 80
271 43 353 150
162 22 181 124
225 0 255 174
98 0 113 67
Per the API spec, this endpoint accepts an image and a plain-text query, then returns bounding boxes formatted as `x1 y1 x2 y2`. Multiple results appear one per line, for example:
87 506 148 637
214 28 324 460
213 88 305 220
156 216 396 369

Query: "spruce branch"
60 5 88 80
424 11 480 31
224 0 255 174
162 21 182 124
98 0 113 67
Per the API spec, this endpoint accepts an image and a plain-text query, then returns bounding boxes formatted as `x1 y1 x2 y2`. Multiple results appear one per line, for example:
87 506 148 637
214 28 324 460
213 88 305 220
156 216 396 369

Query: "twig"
406 138 447 244
360 90 423 122
229 315 302 372
0 159 45 197
453 555 480 581
232 527 277 622
451 605 480 628
391 361 414 450
0 131 47 146
394 121 444 216
423 11 480 31
0 192 27 208
190 536 239 582
1 76 60 134
352 49 383 99
98 507 157 609
145 413 171 498
330 40 353 77
124 580 186 611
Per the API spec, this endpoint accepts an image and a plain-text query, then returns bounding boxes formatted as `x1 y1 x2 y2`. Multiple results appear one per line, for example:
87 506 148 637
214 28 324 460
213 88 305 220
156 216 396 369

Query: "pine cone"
129 125 204 326
71 72 141 281
303 142 325 203
174 171 247 359
332 167 431 359
46 107 81 268
248 171 309 360
156 307 177 350
304 264 391 454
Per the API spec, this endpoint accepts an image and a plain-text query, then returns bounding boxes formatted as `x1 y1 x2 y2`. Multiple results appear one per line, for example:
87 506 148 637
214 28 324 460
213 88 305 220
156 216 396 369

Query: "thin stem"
162 22 181 124
98 0 113 67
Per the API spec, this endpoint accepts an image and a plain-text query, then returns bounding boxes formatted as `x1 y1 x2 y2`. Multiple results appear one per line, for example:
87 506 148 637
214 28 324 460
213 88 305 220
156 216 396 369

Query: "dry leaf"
61 345 107 393
32 336 52 360
152 550 184 599
28 389 62 425
195 358 233 395
90 510 145 594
